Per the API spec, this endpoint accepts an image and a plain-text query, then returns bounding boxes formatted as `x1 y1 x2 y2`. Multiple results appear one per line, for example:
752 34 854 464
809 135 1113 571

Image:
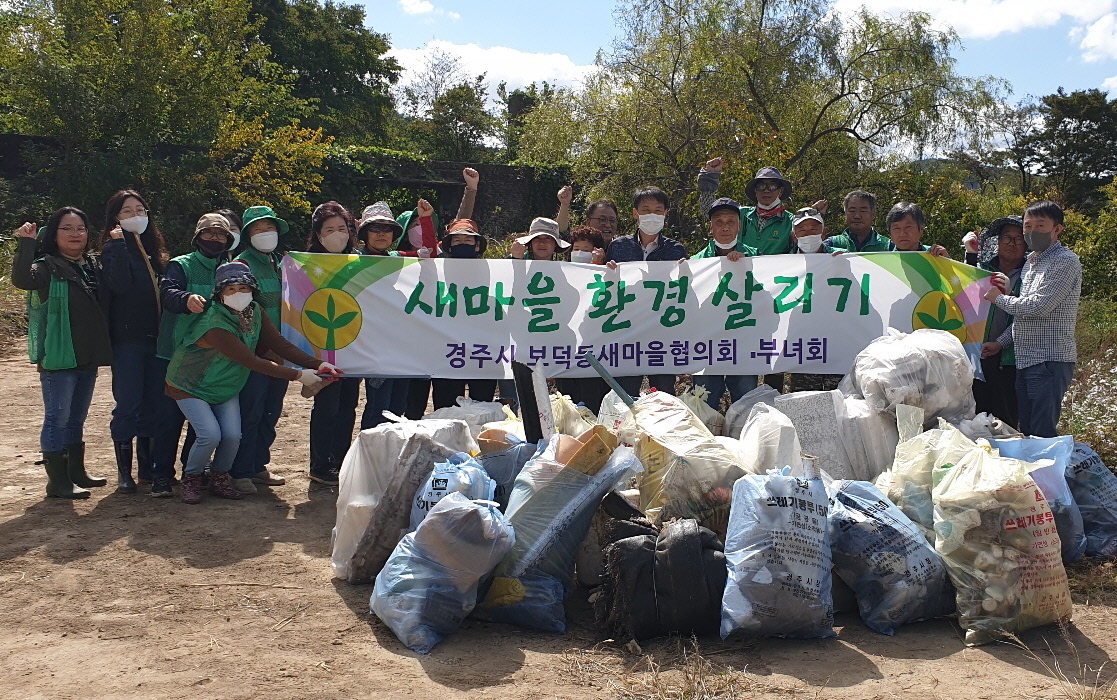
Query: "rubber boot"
64 442 106 488
136 437 154 484
44 451 89 499
114 440 137 494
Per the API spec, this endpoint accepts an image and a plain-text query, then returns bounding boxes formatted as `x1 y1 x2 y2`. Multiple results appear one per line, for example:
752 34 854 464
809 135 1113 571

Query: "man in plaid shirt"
983 201 1081 437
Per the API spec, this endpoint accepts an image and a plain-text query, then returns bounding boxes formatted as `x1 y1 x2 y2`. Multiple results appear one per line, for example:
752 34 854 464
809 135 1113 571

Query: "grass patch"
1065 559 1117 607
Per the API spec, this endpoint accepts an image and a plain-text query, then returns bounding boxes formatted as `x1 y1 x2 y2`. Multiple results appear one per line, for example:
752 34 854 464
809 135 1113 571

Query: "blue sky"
370 0 1117 102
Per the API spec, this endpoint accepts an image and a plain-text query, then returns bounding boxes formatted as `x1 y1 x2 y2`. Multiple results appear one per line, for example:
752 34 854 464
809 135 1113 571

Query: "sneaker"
231 477 258 494
308 466 340 486
180 473 205 504
208 472 245 500
150 477 174 498
252 469 286 486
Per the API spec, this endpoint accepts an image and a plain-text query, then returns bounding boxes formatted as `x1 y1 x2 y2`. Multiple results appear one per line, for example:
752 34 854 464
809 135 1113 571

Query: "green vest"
27 268 77 370
236 247 282 326
827 228 891 253
166 301 262 404
739 207 793 255
156 252 219 360
691 239 757 259
979 258 1021 367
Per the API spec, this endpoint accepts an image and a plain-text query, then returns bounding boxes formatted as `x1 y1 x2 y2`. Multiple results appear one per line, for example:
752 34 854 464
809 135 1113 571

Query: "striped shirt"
992 241 1080 369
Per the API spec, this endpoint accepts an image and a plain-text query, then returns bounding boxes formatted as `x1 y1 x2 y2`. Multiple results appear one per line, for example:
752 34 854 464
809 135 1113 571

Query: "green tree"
497 81 554 162
1026 88 1117 212
417 76 497 162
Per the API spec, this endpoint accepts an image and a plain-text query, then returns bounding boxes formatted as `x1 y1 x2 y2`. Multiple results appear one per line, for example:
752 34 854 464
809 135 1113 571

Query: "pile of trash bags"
328 327 1117 653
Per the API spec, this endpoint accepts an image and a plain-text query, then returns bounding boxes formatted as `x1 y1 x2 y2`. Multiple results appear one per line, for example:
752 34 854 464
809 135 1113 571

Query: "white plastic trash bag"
737 403 802 476
551 392 596 436
424 397 507 438
721 469 835 639
774 391 853 480
331 418 478 583
885 420 978 542
957 412 1022 441
597 390 631 434
410 453 497 531
678 386 726 436
931 445 1072 646
372 493 515 654
840 398 900 482
724 385 780 440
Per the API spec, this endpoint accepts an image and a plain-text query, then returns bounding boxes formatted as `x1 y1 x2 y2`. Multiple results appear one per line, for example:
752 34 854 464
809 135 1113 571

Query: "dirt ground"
1 348 1116 700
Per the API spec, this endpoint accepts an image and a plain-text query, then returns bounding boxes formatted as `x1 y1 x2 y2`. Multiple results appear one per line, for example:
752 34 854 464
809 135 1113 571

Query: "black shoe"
114 440 137 494
150 476 174 498
65 442 107 488
136 436 154 483
308 466 340 486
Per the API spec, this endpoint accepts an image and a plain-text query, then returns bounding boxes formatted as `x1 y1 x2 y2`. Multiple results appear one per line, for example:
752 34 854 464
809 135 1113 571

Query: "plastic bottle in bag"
410 453 497 531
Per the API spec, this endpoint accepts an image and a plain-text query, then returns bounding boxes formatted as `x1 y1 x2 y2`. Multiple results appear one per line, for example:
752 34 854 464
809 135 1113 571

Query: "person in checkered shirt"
983 201 1081 438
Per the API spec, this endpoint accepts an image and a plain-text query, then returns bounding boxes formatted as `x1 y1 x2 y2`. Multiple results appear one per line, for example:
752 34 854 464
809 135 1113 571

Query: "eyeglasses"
1000 236 1026 246
59 225 87 234
754 181 782 192
365 224 396 233
588 215 618 226
119 206 147 217
197 229 228 241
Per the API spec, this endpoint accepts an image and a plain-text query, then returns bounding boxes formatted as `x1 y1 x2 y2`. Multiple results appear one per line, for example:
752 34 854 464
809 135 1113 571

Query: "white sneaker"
231 477 257 495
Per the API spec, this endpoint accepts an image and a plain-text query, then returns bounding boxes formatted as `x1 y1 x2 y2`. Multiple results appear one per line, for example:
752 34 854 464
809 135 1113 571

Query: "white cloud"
1102 74 1117 91
398 0 460 21
389 40 597 96
1076 12 1117 61
833 0 1112 39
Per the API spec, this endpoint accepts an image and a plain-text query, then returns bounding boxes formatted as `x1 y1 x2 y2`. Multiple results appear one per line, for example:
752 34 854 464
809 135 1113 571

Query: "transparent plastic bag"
597 390 632 435
478 437 539 512
423 397 508 438
827 480 954 635
840 398 899 482
678 386 726 436
477 442 642 632
885 420 978 542
840 328 976 429
957 413 1023 441
1065 442 1117 558
932 446 1072 646
989 436 1085 563
371 494 515 654
410 453 497 531
724 385 780 440
331 418 478 583
737 403 802 476
551 392 597 436
721 469 835 639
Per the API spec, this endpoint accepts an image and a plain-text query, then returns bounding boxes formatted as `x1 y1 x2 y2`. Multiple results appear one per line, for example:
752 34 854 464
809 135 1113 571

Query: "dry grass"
1006 623 1117 700
564 637 804 700
1066 559 1117 607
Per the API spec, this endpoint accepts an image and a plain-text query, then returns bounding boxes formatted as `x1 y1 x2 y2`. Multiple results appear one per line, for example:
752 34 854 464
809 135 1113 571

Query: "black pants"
309 377 360 472
431 379 497 410
616 374 676 399
405 378 431 420
973 354 1019 429
555 377 611 414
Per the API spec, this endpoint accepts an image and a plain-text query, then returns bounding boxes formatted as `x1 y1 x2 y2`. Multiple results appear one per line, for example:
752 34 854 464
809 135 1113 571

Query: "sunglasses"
754 181 783 192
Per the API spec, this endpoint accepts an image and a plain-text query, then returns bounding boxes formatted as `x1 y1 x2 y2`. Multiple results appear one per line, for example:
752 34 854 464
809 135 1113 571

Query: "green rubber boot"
65 442 107 488
44 451 90 499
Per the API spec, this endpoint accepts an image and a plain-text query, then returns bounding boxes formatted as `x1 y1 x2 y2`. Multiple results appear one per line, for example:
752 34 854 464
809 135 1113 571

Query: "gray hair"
843 190 877 212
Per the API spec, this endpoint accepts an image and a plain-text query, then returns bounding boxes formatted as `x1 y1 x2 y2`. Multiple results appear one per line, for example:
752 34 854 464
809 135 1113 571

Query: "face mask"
570 250 594 263
222 291 253 312
229 230 241 251
320 230 349 253
197 239 228 258
1024 231 1054 252
450 243 478 259
638 213 665 235
408 224 424 248
757 198 782 211
714 239 737 250
796 234 823 252
251 231 278 253
119 216 148 234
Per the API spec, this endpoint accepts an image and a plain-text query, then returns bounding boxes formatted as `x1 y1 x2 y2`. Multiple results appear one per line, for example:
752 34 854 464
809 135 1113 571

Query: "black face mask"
450 243 479 259
197 240 228 258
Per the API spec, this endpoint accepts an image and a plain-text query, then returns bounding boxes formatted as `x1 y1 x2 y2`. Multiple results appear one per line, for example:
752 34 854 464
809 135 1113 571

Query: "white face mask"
321 230 349 253
757 197 782 211
796 234 823 252
229 229 241 251
408 224 424 248
119 216 148 234
714 239 737 250
251 230 278 253
223 291 253 312
570 250 594 263
638 213 665 235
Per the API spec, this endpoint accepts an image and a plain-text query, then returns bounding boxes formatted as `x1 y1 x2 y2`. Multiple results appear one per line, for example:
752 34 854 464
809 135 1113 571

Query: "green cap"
241 205 289 235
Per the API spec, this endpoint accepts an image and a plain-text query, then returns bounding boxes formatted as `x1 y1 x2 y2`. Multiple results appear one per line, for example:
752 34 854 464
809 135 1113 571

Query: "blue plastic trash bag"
372 493 514 654
721 469 835 639
477 438 643 633
827 480 955 635
479 438 539 511
989 436 1085 563
1065 442 1117 558
410 453 496 531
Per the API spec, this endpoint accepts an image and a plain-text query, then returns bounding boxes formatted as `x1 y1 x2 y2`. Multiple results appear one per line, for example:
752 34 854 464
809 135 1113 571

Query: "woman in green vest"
12 208 113 499
166 261 338 504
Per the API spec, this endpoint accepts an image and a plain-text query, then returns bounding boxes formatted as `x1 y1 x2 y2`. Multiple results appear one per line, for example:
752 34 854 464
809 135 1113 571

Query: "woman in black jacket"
11 208 113 498
99 189 168 493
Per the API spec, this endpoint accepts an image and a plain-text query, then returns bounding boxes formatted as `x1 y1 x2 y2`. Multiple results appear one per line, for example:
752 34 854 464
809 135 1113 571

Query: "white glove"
962 231 979 252
318 361 341 378
297 369 323 387
417 246 432 259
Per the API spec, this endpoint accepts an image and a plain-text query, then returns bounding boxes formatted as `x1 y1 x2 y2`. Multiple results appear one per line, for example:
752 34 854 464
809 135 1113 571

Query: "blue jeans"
310 377 360 471
692 375 759 409
177 397 241 475
361 378 409 430
40 368 98 453
109 341 165 442
231 372 288 478
1016 361 1074 438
